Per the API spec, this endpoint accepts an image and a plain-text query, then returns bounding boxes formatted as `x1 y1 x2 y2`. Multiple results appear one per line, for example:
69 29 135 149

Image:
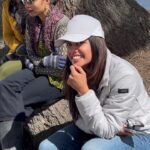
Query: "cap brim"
55 34 90 47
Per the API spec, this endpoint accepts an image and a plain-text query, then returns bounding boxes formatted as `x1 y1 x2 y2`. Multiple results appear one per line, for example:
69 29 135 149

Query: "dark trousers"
0 69 64 121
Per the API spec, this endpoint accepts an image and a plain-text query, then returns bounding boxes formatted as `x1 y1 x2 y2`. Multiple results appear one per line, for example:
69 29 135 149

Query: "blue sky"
136 0 150 9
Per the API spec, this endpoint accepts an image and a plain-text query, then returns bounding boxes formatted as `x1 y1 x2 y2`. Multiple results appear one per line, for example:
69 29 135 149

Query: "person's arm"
25 19 42 65
75 74 139 138
42 15 69 68
2 0 22 54
26 16 69 78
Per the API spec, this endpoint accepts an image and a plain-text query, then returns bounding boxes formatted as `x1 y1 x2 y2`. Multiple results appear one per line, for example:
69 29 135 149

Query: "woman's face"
24 0 49 17
67 40 92 67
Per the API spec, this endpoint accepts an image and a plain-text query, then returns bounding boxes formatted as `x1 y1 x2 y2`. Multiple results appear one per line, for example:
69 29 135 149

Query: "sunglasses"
21 0 33 5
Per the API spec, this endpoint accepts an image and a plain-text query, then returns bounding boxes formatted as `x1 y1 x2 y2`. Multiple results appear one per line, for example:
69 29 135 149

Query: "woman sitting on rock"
39 15 150 150
0 0 69 149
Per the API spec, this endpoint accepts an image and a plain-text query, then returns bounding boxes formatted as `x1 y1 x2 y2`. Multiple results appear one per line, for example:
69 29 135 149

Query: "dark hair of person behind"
63 36 107 120
8 0 18 17
8 0 26 35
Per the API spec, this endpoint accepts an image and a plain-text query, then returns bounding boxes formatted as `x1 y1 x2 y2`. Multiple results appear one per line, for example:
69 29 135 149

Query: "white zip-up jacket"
75 49 150 139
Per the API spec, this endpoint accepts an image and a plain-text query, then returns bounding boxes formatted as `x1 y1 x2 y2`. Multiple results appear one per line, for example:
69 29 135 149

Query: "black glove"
0 46 9 64
16 44 27 57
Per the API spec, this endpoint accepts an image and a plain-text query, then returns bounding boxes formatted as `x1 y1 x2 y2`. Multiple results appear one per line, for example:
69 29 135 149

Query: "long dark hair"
64 36 107 120
8 0 26 35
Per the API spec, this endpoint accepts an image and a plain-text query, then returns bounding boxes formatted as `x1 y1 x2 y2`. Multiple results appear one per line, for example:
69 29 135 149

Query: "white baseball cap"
55 15 104 47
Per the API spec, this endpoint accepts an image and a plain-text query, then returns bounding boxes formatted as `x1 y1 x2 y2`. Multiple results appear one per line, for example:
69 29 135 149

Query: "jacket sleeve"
2 0 22 54
26 16 69 78
75 75 139 138
25 24 41 63
53 15 69 57
42 15 69 67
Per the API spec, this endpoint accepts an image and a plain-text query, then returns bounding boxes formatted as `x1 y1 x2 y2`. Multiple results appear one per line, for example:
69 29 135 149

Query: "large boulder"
25 99 72 149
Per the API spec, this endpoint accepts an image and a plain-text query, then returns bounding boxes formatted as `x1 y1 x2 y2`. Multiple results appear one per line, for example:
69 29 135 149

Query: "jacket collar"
98 49 112 90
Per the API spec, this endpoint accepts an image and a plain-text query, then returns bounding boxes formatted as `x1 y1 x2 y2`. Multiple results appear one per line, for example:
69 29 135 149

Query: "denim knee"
81 138 110 150
81 139 100 150
39 139 58 150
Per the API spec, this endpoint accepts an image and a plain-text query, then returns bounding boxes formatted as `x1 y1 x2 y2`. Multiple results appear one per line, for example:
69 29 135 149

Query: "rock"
57 0 81 19
25 99 72 149
0 40 4 50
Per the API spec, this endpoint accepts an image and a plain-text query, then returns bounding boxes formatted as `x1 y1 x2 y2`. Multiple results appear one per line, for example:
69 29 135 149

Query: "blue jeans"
39 123 150 150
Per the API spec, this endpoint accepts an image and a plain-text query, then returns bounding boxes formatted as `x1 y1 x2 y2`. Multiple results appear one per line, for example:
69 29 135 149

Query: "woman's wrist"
78 87 89 96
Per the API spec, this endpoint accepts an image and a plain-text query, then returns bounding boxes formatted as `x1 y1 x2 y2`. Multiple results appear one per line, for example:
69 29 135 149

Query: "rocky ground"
0 40 4 49
24 99 72 150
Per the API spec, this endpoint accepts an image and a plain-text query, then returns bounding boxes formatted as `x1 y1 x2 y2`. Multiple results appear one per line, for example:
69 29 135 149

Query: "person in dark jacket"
0 0 69 149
